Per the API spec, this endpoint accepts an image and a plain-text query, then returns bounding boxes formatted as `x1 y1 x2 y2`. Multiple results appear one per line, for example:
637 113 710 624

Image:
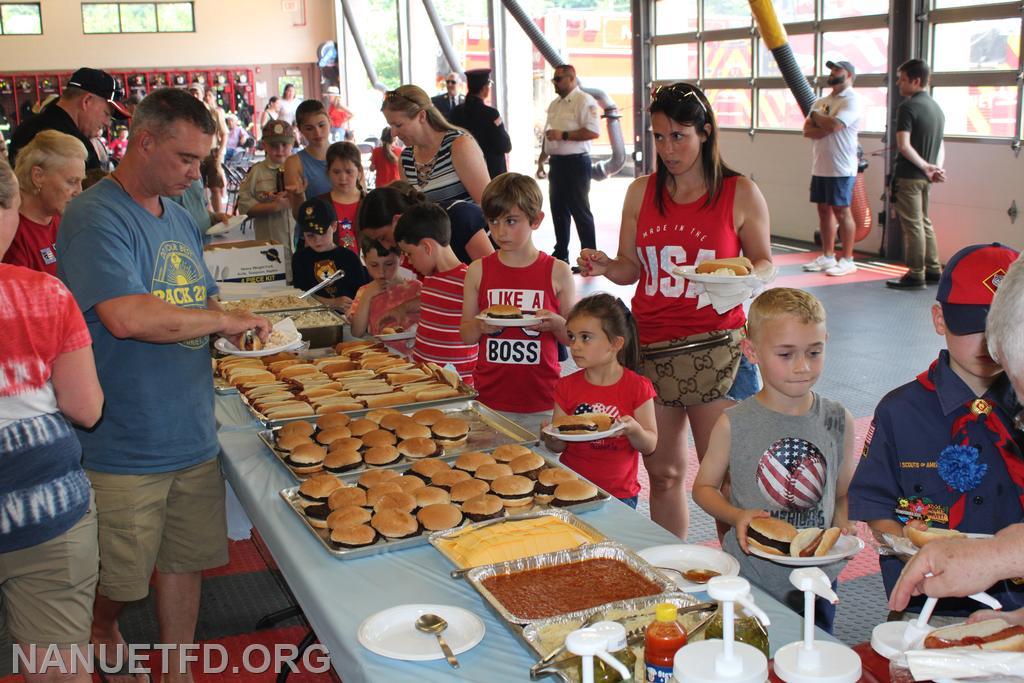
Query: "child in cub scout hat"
849 242 1024 618
290 198 368 313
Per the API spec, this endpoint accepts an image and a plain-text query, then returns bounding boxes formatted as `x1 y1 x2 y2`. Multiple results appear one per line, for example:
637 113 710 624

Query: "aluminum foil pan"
428 508 607 572
465 541 676 625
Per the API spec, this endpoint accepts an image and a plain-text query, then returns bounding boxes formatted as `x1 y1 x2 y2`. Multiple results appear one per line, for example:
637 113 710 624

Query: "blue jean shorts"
810 175 855 207
726 354 760 401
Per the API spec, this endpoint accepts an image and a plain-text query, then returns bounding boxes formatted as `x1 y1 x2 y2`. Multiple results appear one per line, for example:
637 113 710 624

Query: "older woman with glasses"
381 84 490 209
580 82 773 539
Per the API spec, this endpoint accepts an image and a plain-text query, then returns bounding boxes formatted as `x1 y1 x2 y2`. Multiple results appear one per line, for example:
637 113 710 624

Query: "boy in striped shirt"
395 203 478 383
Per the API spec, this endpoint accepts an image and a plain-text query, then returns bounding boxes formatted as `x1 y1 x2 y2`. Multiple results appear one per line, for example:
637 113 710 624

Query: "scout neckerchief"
917 359 1024 528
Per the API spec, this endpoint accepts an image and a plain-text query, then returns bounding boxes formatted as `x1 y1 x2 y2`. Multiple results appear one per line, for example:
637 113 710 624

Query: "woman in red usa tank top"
579 83 773 539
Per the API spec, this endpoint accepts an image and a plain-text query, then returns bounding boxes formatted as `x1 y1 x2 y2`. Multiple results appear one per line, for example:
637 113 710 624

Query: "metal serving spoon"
415 613 459 669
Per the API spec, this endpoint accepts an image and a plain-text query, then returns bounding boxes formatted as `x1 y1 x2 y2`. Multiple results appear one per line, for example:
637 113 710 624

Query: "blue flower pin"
937 444 988 493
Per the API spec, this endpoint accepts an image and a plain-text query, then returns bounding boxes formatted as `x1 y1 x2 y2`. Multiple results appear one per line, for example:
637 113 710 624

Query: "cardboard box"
204 240 286 287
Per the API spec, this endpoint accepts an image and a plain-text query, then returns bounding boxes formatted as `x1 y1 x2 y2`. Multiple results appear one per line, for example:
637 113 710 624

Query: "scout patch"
894 496 949 525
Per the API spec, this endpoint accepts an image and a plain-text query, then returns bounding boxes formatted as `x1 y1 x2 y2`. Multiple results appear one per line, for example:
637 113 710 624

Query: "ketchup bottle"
644 603 687 683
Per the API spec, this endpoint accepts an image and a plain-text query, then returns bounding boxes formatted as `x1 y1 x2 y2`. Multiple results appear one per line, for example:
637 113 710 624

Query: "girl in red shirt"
319 141 365 254
370 128 402 188
579 83 772 537
542 293 658 507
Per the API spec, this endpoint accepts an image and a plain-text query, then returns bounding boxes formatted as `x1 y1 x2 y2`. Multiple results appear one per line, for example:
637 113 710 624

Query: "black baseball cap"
66 68 130 117
825 60 856 77
297 198 336 235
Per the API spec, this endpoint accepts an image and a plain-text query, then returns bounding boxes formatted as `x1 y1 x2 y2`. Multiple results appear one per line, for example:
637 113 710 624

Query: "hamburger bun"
449 478 491 504
536 468 579 495
348 418 378 437
430 469 472 491
365 483 403 507
360 429 398 449
328 486 367 510
551 414 598 434
551 479 600 507
411 408 446 426
329 523 378 549
395 421 432 441
490 474 535 508
285 443 326 475
327 437 363 455
275 432 314 453
415 486 451 508
379 413 414 432
695 256 754 276
747 517 798 556
365 408 401 424
409 459 451 482
322 448 363 474
454 451 496 474
315 427 353 446
393 475 426 494
509 452 546 479
357 468 400 490
363 445 401 467
474 463 514 482
904 524 965 548
303 503 331 528
326 505 372 530
417 503 464 532
492 444 532 464
370 509 420 539
790 527 842 557
372 491 417 514
397 437 443 460
362 392 411 409
481 304 522 319
316 413 351 431
297 474 343 505
461 494 505 522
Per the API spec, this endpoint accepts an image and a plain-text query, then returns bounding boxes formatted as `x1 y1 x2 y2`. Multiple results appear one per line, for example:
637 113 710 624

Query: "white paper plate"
542 422 625 442
638 544 741 593
749 534 864 566
357 604 485 661
883 531 993 558
673 265 761 287
214 318 303 357
206 214 247 236
374 325 417 341
475 313 542 328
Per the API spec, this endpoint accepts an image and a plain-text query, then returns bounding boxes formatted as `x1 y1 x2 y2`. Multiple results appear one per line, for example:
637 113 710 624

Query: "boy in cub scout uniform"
849 243 1024 617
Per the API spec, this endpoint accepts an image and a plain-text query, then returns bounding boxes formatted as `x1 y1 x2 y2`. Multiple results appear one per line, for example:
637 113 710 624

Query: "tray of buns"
257 401 539 481
464 541 676 625
224 341 477 427
278 449 611 559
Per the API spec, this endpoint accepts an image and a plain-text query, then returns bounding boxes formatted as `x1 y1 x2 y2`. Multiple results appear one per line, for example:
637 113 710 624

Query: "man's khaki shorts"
0 503 98 646
87 458 228 602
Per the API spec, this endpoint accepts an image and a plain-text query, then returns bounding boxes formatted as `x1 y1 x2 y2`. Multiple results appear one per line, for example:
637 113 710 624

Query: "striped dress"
412 264 477 383
401 130 473 208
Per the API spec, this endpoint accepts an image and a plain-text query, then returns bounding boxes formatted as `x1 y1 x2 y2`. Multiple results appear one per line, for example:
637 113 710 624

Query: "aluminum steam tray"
427 508 608 573
256 400 539 481
464 541 676 625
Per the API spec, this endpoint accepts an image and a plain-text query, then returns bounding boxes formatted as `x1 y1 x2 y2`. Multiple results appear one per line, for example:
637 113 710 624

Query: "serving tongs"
528 602 716 679
298 268 345 299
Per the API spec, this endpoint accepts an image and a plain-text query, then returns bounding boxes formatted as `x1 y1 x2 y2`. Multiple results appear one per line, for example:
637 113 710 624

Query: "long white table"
215 395 833 683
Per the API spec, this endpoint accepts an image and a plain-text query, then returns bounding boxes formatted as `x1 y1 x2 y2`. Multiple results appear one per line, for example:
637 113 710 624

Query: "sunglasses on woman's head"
445 80 457 85
652 83 708 115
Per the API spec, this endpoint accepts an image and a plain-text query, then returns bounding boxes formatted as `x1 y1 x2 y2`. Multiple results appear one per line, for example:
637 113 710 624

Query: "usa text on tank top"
474 251 560 412
632 174 745 344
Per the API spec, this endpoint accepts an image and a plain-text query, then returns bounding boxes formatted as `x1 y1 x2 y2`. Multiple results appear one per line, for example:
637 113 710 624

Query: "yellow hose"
749 0 788 50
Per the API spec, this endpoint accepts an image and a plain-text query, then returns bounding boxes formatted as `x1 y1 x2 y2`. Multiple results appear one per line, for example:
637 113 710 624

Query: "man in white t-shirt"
802 60 863 277
536 64 600 270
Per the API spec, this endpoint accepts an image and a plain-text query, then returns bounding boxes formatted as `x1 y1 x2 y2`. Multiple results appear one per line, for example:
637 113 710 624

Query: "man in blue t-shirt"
58 87 269 682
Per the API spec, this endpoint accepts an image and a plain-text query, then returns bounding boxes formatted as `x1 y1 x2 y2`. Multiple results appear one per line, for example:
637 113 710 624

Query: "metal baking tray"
278 486 437 560
219 295 321 313
264 308 346 349
256 400 539 480
522 592 712 682
428 508 607 572
465 541 677 625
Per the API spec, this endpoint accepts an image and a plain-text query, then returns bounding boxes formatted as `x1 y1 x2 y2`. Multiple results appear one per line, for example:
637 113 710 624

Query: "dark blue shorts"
619 496 639 509
810 175 855 207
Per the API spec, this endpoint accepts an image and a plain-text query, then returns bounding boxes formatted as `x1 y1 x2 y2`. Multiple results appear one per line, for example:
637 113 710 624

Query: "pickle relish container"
577 621 636 683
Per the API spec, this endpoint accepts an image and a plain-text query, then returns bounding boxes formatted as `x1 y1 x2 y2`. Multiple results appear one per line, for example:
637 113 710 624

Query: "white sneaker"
803 254 837 272
825 258 857 277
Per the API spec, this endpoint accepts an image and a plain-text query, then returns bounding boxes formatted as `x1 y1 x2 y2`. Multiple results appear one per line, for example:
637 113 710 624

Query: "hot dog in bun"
923 618 1024 651
695 256 753 276
790 527 841 557
904 523 965 548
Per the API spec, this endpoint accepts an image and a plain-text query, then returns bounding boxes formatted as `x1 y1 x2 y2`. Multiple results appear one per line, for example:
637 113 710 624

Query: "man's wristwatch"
561 131 569 141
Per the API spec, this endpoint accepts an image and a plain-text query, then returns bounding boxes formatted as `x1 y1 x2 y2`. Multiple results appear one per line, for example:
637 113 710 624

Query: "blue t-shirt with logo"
57 179 220 474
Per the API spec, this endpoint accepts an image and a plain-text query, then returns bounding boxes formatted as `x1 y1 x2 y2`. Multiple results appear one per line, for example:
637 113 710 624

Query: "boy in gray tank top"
693 288 857 632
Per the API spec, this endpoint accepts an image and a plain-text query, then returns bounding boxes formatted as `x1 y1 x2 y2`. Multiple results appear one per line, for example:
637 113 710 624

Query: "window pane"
704 39 752 78
157 3 193 32
771 0 815 23
933 19 1020 72
932 85 1018 137
935 0 1010 8
856 86 888 132
822 29 888 74
705 88 751 128
655 0 696 34
757 89 806 128
83 3 120 33
655 43 698 81
1 4 41 34
704 0 751 30
759 33 815 77
120 3 156 32
822 0 888 18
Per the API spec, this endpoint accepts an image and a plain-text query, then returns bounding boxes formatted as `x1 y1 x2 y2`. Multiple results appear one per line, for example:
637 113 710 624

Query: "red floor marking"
203 539 269 578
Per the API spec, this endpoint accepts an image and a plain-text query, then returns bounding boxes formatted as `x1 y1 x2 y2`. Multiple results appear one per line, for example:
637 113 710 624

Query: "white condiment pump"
565 625 632 683
773 567 861 683
672 576 769 683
